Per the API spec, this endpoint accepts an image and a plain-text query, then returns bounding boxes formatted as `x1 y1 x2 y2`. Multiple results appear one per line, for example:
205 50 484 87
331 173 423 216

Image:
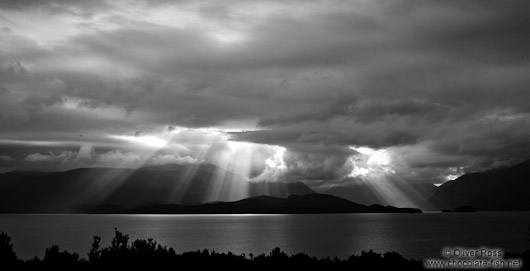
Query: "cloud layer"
1 0 530 195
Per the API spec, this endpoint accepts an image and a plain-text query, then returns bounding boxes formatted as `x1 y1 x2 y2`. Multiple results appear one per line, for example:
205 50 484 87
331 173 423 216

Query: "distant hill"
318 183 437 207
0 163 315 213
123 193 423 214
421 159 530 211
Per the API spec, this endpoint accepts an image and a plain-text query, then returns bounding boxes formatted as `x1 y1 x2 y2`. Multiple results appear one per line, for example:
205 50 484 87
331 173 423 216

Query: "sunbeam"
348 146 416 207
63 125 298 207
72 131 176 210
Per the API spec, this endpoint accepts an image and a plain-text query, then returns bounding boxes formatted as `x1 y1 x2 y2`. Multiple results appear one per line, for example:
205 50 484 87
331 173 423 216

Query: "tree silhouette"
0 231 20 266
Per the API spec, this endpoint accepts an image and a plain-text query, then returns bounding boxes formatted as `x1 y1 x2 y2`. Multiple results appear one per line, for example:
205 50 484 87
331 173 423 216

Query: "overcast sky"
1 0 530 191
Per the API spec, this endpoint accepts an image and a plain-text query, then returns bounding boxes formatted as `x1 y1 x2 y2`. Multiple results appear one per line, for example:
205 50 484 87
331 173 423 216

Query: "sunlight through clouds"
111 135 168 149
2 0 530 208
103 126 291 184
346 146 416 207
251 145 287 182
264 145 287 169
348 146 394 178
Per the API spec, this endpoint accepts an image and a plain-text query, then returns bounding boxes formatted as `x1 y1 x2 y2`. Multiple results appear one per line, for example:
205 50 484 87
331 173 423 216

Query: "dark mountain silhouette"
0 163 315 213
319 183 437 207
124 193 422 214
421 159 530 211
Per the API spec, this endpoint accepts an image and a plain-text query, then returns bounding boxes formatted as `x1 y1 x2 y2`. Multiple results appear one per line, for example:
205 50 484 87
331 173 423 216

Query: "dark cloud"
283 151 353 182
234 119 419 150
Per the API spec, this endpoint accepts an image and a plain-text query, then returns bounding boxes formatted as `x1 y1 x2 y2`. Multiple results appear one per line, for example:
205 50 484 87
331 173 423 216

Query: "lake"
1 212 529 260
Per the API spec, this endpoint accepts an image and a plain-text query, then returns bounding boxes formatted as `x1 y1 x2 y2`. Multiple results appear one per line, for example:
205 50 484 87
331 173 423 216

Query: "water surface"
1 212 529 260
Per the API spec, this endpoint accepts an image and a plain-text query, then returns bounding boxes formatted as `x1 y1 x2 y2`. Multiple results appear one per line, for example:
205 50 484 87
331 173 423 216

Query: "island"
102 193 423 214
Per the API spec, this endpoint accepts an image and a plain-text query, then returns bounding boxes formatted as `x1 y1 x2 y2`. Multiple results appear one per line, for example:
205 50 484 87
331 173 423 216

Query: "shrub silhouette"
42 245 80 266
2 227 526 270
87 236 101 263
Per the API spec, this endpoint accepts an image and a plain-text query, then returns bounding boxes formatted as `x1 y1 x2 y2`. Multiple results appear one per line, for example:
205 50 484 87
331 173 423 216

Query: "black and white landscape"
0 0 530 269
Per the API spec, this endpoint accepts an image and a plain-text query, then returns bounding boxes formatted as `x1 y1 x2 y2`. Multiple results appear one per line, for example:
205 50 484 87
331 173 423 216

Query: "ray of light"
164 130 216 203
204 141 255 203
73 127 293 207
73 133 172 210
348 146 418 207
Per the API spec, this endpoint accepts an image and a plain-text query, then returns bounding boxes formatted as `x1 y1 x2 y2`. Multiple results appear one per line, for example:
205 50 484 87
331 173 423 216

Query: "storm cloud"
1 0 530 194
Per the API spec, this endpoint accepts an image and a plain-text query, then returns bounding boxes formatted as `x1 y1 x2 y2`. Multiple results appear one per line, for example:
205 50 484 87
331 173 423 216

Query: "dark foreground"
1 228 529 270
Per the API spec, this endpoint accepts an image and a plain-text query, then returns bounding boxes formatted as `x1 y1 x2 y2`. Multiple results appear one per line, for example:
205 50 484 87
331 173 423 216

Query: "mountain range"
418 159 530 211
318 159 530 211
318 182 438 207
0 163 314 213
1 159 529 213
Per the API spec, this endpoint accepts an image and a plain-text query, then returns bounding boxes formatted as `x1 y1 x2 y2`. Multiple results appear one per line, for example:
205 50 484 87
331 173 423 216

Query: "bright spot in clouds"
444 167 464 181
265 146 287 169
111 135 168 149
349 146 394 178
251 145 287 182
367 150 390 166
445 174 460 181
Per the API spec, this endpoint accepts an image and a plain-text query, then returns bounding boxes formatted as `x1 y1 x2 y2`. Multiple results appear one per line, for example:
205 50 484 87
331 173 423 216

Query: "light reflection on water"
0 212 529 260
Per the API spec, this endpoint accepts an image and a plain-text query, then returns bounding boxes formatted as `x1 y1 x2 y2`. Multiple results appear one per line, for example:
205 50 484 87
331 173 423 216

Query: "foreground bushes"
1 228 529 270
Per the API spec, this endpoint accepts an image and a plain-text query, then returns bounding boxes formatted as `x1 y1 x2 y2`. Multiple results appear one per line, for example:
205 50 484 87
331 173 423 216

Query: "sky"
1 0 530 196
